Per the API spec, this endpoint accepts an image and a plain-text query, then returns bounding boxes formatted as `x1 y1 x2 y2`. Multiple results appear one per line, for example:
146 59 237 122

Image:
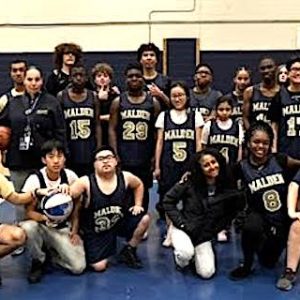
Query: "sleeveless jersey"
277 87 300 159
240 155 288 226
190 88 221 118
224 91 243 123
207 119 239 165
80 172 126 235
160 110 196 191
117 92 155 167
249 84 273 124
61 89 97 165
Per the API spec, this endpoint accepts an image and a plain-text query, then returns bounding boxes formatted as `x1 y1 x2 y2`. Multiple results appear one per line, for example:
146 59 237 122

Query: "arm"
124 171 144 215
201 121 211 150
195 126 203 152
149 83 170 108
154 128 164 180
242 86 253 130
93 91 102 148
287 182 300 220
108 97 120 154
271 122 279 153
7 191 34 205
69 176 88 199
25 197 48 222
163 181 188 229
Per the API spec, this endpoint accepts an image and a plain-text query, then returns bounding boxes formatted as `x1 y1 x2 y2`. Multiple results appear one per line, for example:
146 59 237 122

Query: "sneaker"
11 246 25 257
118 245 143 269
276 268 296 291
229 265 252 281
28 259 44 284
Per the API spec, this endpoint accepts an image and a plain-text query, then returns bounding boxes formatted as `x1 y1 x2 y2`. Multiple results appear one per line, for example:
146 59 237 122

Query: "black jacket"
4 91 66 170
163 179 245 245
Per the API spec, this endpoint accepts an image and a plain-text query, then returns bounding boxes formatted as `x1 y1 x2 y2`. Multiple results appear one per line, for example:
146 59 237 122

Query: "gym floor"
0 185 298 300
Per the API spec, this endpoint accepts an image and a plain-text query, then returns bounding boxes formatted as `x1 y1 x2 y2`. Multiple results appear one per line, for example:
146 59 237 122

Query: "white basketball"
41 192 74 223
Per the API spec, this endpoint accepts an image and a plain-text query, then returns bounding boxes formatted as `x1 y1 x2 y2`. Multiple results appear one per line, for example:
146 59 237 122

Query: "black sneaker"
229 265 252 281
28 259 44 284
118 245 143 269
276 268 297 291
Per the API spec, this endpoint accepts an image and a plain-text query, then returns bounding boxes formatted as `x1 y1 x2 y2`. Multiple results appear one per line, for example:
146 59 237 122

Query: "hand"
57 184 70 195
154 168 161 180
98 86 109 100
129 205 144 216
288 211 300 221
36 187 55 197
111 86 120 95
149 83 163 98
179 172 191 184
69 232 82 245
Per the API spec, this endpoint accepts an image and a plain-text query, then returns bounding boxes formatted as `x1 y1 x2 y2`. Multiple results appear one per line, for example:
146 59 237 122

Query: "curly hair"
53 43 82 69
91 63 114 80
137 43 160 62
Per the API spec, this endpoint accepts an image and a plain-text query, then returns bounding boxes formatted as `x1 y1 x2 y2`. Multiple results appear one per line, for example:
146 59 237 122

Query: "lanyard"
24 94 41 116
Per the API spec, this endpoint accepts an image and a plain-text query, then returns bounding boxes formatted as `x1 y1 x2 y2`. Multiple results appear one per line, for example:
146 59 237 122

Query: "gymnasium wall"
0 0 300 93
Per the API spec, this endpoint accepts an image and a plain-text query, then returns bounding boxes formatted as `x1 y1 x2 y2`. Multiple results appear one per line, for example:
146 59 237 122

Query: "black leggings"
241 212 289 269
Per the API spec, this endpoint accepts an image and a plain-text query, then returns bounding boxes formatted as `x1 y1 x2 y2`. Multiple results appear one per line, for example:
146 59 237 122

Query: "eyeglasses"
196 70 212 76
290 67 300 73
95 154 115 162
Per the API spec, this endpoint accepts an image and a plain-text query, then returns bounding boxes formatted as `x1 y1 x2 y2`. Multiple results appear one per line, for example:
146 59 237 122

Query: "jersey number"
219 147 229 163
123 121 148 140
172 141 187 162
287 116 300 137
262 189 282 212
70 119 91 140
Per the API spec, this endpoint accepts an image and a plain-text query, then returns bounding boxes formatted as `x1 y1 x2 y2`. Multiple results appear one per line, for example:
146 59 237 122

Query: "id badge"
19 134 31 151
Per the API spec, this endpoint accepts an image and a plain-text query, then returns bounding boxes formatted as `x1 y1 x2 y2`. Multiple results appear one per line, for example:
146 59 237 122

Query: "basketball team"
0 42 300 292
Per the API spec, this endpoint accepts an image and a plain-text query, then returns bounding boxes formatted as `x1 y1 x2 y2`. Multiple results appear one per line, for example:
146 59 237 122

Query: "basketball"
0 126 11 151
41 192 74 223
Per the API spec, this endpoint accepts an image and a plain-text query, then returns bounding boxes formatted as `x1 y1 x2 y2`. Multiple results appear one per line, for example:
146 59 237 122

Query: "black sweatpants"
241 211 289 269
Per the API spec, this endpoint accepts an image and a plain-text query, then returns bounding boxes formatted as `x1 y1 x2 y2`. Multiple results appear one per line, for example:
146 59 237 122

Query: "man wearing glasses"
190 63 222 121
70 145 150 272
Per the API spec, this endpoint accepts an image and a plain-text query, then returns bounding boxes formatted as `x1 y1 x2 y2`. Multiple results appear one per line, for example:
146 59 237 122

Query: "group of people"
0 41 299 293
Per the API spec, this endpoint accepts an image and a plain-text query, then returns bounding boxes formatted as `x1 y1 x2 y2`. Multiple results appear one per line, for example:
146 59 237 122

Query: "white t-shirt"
155 109 204 129
201 119 244 145
22 167 78 192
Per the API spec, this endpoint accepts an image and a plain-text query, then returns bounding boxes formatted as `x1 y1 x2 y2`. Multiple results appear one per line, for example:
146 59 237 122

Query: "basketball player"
69 145 150 272
137 43 171 109
58 64 101 176
109 62 160 211
268 57 300 160
20 140 86 284
0 59 27 119
229 122 300 281
224 66 251 124
46 43 82 96
91 62 120 145
276 168 300 291
189 63 223 121
0 175 35 286
243 57 280 130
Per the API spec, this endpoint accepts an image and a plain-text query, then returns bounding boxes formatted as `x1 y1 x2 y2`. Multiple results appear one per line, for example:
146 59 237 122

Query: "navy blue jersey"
189 88 222 118
239 154 288 226
160 110 196 192
207 119 240 165
61 89 97 165
224 91 243 123
249 84 273 124
277 87 300 159
81 172 127 235
117 92 155 167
